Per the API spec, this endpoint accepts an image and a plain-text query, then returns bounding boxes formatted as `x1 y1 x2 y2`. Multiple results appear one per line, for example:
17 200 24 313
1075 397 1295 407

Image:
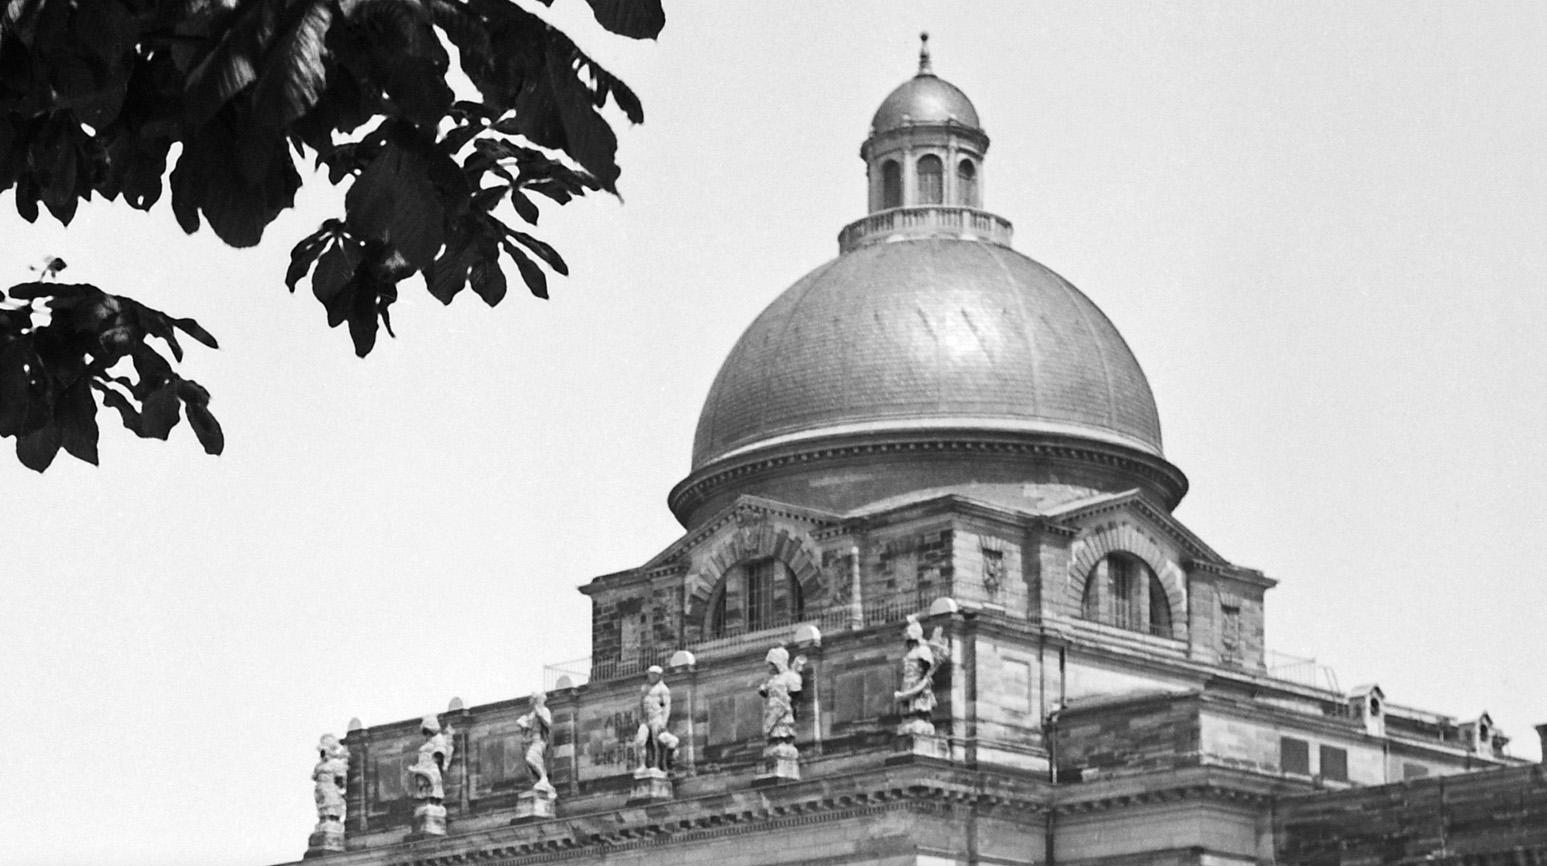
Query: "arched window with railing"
708 558 804 638
916 154 943 204
1081 552 1174 638
881 159 902 209
957 159 977 207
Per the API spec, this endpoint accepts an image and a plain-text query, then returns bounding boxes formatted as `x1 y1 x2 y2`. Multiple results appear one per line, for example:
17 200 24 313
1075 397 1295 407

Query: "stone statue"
313 734 349 824
758 646 807 780
893 614 948 737
407 715 454 836
760 646 806 747
306 734 349 855
515 692 555 796
632 665 679 773
409 715 454 801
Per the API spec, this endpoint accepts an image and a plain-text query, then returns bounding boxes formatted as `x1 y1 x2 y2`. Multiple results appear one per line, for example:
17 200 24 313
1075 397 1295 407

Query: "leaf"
55 378 98 465
135 307 185 362
584 0 664 40
345 275 379 356
173 317 219 350
15 423 60 472
186 401 224 455
139 384 180 440
584 56 643 124
468 255 506 306
510 191 538 224
0 342 35 437
312 241 360 310
184 0 281 122
501 242 547 300
286 226 331 291
543 48 619 191
252 0 333 129
345 136 444 270
431 0 491 75
505 228 568 275
172 116 300 247
425 237 472 304
94 383 140 433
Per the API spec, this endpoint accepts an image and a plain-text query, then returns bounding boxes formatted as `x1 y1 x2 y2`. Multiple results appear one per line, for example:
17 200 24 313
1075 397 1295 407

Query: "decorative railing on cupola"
838 205 1013 253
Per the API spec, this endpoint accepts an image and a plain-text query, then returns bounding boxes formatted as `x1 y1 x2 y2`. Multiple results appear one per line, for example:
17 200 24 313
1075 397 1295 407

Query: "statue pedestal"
628 767 673 803
754 742 801 783
890 732 950 762
303 821 345 858
409 802 448 838
512 788 557 823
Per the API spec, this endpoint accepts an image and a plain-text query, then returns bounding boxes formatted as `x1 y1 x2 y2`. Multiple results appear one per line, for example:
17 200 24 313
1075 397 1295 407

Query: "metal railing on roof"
1265 650 1341 693
556 597 940 686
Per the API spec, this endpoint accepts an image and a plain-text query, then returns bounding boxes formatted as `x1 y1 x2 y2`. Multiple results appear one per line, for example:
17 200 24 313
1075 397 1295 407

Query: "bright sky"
2 3 1544 864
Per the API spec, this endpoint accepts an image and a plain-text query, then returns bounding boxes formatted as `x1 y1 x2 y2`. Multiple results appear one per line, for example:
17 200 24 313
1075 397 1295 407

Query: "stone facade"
271 42 1543 866
277 490 1535 866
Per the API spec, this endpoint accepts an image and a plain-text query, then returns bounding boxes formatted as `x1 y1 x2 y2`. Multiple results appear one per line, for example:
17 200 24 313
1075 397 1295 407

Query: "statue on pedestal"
633 665 679 773
893 614 948 738
628 665 678 802
758 646 807 780
408 715 454 836
511 691 557 822
305 734 349 857
516 692 555 796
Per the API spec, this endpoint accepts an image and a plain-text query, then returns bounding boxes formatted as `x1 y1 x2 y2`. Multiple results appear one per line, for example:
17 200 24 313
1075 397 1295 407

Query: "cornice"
332 765 1049 866
1187 559 1275 589
669 430 1190 528
637 496 841 573
1051 766 1290 816
1047 489 1224 565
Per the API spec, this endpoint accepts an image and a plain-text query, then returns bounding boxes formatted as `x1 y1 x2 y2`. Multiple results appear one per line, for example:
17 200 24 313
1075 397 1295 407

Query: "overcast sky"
3 3 1544 864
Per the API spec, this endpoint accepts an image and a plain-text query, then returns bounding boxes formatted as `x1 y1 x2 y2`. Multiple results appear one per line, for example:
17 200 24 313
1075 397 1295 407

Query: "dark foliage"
0 0 662 469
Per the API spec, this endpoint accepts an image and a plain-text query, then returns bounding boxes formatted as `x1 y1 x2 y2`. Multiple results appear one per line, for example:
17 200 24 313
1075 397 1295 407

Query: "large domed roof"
871 73 980 132
691 239 1163 471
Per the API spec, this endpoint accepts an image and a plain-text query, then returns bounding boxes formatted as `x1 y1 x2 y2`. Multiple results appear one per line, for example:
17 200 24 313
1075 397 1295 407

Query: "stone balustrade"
838 205 1014 253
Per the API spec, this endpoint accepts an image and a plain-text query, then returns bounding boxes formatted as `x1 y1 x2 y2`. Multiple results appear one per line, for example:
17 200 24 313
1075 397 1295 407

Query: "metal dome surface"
691 239 1163 470
871 73 981 132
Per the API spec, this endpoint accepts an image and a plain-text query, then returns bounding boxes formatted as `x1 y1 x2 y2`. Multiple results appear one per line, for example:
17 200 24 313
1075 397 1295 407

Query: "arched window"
709 558 803 638
881 160 902 209
1080 553 1173 638
916 154 943 204
957 159 977 207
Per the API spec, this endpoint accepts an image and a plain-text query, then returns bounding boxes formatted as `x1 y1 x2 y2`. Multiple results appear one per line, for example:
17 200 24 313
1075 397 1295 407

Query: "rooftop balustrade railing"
560 596 945 685
1265 650 1342 694
838 205 1013 253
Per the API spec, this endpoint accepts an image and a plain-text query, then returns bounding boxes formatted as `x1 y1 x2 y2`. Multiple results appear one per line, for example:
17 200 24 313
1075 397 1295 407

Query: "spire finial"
918 31 932 75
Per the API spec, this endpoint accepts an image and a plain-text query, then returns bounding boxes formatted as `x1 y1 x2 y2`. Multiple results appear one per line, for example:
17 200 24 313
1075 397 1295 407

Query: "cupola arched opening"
707 557 804 638
957 158 977 206
916 154 943 204
1081 552 1174 638
881 159 903 209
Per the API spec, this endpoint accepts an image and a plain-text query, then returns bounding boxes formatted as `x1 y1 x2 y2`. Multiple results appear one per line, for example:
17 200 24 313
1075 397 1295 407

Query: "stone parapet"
838 205 1012 253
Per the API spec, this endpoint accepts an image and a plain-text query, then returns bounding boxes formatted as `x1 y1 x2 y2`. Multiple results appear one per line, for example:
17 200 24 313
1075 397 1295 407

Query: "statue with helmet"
894 614 949 738
758 645 808 780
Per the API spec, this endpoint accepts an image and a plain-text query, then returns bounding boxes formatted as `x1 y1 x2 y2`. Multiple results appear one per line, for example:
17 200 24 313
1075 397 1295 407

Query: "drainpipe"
1044 644 1065 866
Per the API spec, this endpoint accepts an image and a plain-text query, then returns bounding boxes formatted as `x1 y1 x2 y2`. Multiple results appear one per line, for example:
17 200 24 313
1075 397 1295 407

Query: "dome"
871 73 980 132
691 239 1163 471
669 38 1185 531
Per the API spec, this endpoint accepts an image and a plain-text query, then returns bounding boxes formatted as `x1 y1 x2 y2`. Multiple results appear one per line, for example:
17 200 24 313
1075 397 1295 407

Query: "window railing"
567 596 946 685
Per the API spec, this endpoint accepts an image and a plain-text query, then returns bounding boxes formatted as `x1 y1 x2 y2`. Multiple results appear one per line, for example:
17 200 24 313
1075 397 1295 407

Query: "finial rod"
918 31 932 75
